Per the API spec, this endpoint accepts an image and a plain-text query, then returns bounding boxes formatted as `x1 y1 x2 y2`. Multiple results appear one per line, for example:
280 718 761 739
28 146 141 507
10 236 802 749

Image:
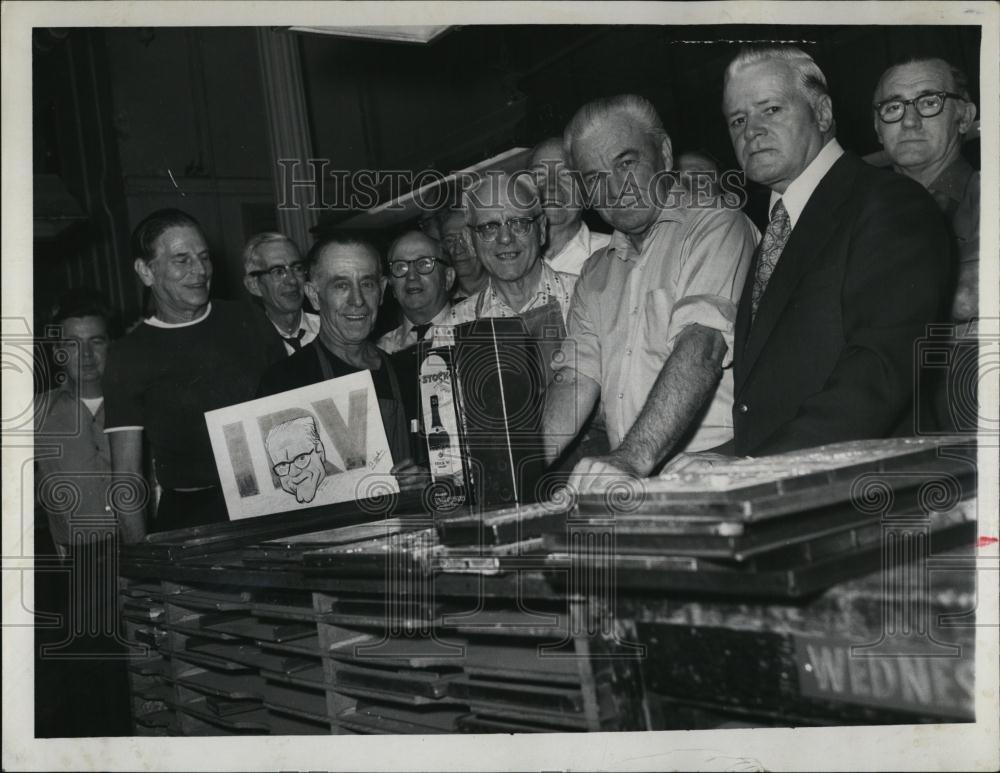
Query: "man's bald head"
386 230 454 324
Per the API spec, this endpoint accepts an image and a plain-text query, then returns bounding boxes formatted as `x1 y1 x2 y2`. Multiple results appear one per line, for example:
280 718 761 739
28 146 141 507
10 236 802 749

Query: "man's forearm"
614 324 727 475
542 369 600 465
108 430 149 543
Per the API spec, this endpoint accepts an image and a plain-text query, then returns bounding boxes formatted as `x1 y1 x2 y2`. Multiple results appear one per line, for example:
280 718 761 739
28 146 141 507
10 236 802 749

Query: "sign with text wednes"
205 371 397 519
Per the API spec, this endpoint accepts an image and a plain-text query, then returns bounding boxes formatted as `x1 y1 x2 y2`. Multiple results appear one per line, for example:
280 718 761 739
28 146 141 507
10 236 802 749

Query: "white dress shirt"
546 222 612 276
377 303 453 354
769 138 845 228
271 310 320 355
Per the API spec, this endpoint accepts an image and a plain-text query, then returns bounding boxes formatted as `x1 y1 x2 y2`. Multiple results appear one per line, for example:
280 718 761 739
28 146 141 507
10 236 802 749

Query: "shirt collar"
145 302 212 328
548 221 590 262
483 261 558 313
769 138 844 228
269 309 305 338
928 156 975 204
605 200 688 262
402 302 452 334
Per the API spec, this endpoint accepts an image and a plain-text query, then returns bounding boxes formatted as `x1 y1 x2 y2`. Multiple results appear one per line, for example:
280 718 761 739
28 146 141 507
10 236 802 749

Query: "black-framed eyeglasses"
388 256 442 278
472 216 539 242
250 262 308 281
874 91 965 124
272 446 318 476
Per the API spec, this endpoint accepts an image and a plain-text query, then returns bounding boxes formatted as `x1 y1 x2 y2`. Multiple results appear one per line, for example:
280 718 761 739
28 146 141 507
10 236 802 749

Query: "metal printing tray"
125 489 426 562
576 436 976 522
545 516 976 599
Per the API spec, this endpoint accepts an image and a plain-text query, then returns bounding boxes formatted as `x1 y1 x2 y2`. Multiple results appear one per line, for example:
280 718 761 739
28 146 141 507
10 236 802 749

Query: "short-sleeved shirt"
438 261 576 338
102 300 286 490
35 387 111 545
557 204 758 453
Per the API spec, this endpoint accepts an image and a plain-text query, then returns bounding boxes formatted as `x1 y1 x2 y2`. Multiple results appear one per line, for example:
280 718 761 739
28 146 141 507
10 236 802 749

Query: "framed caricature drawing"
205 371 398 519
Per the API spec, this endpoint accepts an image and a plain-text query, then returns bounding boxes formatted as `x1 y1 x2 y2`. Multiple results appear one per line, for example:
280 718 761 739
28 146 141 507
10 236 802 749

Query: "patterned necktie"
282 329 306 351
751 199 792 321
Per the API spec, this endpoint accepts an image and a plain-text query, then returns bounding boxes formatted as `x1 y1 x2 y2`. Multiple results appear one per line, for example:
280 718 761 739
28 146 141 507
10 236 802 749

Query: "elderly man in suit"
721 46 951 456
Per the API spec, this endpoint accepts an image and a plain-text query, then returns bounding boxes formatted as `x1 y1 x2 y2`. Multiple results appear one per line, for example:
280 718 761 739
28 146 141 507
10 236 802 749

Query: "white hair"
725 46 830 111
563 94 668 168
243 231 300 275
461 171 542 224
265 415 321 458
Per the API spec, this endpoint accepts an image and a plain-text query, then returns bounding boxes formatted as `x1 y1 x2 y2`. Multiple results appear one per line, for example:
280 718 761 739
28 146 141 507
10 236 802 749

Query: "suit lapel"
736 153 859 391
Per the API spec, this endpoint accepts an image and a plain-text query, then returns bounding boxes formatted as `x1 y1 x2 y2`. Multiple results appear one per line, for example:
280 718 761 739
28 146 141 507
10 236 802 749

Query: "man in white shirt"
544 95 757 490
243 232 320 354
529 137 611 275
721 46 950 456
377 230 455 353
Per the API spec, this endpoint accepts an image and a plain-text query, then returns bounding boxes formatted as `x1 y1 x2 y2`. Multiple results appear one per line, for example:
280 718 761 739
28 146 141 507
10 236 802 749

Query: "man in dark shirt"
257 234 425 479
873 57 980 433
874 57 979 323
103 209 285 538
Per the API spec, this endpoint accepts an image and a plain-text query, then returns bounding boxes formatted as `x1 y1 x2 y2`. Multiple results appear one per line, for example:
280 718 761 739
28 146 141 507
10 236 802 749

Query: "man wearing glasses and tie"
243 232 321 355
377 230 455 354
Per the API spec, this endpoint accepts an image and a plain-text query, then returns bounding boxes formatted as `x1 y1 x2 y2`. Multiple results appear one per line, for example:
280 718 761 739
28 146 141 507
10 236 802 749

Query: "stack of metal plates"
544 436 979 598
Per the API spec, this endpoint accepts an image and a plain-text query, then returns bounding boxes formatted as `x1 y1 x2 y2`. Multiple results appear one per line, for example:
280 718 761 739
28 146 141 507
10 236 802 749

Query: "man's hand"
566 451 641 495
391 458 431 490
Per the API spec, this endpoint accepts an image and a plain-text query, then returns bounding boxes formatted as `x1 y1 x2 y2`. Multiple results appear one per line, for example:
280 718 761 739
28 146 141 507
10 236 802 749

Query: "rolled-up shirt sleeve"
555 254 604 385
663 210 758 368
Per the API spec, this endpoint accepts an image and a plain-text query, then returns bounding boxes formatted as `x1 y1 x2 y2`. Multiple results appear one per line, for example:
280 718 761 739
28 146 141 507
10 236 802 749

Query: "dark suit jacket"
732 151 952 457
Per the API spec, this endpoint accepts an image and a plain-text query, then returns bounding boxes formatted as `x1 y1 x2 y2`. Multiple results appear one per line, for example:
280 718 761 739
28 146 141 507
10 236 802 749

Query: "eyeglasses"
472 216 539 242
874 91 965 124
388 256 442 278
272 446 318 477
250 262 308 281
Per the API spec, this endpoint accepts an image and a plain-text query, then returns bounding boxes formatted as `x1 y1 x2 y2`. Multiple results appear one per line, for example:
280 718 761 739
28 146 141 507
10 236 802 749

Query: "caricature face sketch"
265 416 328 504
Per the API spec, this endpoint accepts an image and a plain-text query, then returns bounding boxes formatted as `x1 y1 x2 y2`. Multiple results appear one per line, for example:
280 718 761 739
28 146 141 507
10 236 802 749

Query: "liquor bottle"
428 395 451 452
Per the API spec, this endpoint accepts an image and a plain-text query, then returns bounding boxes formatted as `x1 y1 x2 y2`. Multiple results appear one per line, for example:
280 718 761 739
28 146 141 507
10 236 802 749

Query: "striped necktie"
751 199 791 321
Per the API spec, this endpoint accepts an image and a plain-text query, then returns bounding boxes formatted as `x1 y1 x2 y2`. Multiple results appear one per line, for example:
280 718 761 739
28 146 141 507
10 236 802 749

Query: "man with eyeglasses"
436 206 488 302
544 94 757 490
377 230 456 354
447 171 576 335
243 232 320 354
719 46 950 457
874 58 979 324
265 416 331 504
